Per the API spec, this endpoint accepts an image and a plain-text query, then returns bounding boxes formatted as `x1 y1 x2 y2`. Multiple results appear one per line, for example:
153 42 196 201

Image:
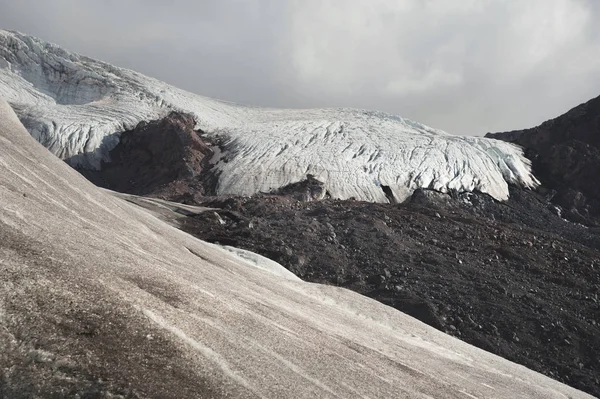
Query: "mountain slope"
0 97 593 397
0 30 538 203
487 94 600 223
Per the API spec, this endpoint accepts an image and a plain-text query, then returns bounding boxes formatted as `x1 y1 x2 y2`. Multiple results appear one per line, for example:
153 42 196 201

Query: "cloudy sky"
1 0 600 135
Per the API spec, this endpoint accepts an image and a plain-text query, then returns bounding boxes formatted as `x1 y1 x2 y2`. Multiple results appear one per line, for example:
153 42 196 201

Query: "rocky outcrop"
487 95 600 224
269 174 328 202
75 112 215 197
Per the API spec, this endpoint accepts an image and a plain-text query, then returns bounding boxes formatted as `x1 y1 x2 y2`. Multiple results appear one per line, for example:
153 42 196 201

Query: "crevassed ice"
0 29 539 202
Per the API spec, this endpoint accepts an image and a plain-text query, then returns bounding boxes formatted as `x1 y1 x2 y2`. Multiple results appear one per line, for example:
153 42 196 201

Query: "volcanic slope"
0 98 594 398
0 29 537 203
487 94 600 224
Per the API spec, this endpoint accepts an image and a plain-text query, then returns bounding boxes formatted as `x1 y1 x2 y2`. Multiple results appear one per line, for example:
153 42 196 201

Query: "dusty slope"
0 98 593 398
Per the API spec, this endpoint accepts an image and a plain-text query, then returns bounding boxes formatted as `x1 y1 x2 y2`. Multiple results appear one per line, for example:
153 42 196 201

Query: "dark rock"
487 94 600 225
271 174 328 202
73 112 216 198
367 274 386 286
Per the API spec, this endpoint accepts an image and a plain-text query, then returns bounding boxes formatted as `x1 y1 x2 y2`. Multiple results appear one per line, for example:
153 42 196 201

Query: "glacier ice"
0 30 539 202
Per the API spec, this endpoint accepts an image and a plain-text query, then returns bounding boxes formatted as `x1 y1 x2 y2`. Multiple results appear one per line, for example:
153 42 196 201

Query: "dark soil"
176 186 600 397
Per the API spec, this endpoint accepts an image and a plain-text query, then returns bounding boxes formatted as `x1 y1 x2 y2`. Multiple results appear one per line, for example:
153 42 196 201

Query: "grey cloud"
1 0 600 135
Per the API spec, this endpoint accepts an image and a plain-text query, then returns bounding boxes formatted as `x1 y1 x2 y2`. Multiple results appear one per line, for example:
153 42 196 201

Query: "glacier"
0 30 539 202
0 96 593 398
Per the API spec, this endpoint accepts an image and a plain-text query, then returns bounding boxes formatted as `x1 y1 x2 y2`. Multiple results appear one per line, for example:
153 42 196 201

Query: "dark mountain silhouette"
487 95 600 224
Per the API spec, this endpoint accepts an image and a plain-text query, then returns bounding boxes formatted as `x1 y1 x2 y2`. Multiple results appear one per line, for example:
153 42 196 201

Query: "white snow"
0 29 539 202
0 96 592 398
213 244 301 281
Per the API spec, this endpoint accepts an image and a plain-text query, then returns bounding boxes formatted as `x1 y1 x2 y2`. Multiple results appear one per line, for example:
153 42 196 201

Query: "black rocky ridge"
487 94 600 226
73 111 600 396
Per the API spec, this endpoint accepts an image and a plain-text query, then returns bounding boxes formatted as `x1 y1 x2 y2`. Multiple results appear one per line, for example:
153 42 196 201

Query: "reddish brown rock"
77 112 215 197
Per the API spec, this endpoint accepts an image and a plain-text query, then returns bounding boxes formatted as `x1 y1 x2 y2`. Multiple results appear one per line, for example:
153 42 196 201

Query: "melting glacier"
0 30 538 202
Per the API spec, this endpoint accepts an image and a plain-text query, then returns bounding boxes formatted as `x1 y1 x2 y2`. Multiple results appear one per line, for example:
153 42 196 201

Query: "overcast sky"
1 0 600 135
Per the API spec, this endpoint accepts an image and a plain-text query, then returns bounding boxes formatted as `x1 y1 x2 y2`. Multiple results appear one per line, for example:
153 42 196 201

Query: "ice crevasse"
0 29 539 202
